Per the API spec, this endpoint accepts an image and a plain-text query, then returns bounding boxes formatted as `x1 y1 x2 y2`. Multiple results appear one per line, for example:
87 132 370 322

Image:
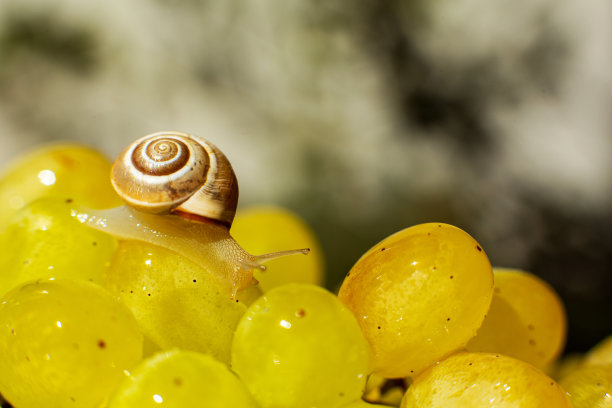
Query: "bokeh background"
0 0 610 354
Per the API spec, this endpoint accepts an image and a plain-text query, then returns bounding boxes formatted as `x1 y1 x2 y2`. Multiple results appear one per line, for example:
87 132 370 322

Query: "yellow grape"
338 223 493 378
0 279 142 408
104 240 262 363
108 350 258 408
231 205 325 291
401 352 573 407
559 364 612 408
231 283 370 408
0 144 121 230
583 335 612 368
467 268 567 370
0 197 118 296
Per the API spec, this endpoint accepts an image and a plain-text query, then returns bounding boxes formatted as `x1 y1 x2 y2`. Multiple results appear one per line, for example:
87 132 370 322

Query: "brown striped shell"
111 131 238 226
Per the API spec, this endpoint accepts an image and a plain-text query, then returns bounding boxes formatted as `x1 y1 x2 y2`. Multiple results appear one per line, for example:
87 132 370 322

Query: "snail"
73 131 308 298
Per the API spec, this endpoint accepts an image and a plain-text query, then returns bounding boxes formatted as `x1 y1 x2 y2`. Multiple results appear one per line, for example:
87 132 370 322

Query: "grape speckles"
0 279 142 408
338 223 493 378
108 351 258 408
401 352 572 407
232 284 370 408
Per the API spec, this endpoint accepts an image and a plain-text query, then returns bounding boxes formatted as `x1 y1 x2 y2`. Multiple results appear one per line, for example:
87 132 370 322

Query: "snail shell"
111 131 238 226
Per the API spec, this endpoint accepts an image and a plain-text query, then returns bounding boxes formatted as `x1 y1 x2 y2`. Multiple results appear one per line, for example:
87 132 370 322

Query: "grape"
401 352 573 407
231 283 370 408
582 335 612 368
104 240 262 363
0 144 121 231
0 197 118 296
107 350 258 408
338 223 494 378
466 268 567 370
231 205 325 291
559 364 612 408
0 279 143 408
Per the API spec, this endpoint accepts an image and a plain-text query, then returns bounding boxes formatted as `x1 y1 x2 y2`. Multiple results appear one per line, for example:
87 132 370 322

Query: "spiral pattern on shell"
111 131 239 226
132 137 190 176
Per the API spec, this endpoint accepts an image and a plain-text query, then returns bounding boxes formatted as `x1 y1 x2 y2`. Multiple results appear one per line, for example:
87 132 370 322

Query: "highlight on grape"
0 142 609 407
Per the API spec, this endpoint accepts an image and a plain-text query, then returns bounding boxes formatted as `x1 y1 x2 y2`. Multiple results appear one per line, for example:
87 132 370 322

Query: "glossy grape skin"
338 223 493 378
231 205 325 291
401 352 573 408
467 268 567 370
231 283 370 408
0 197 118 296
559 364 612 408
0 279 143 408
0 144 121 231
108 350 258 408
104 240 262 363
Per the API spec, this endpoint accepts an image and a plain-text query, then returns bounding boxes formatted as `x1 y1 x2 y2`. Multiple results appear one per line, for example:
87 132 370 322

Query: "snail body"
75 131 307 298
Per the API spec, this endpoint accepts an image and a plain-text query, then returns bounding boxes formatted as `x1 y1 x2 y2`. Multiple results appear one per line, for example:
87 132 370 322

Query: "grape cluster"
0 143 610 407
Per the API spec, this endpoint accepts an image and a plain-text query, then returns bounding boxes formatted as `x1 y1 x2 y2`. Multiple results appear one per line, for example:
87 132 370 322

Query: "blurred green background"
0 0 610 354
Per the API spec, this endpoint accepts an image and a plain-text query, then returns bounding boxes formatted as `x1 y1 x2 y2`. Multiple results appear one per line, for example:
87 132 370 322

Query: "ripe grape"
231 205 325 291
338 223 493 378
0 197 118 296
401 352 573 407
0 279 143 408
104 240 261 363
0 144 121 231
108 350 258 408
1 142 599 407
559 364 612 408
231 283 370 408
467 268 567 370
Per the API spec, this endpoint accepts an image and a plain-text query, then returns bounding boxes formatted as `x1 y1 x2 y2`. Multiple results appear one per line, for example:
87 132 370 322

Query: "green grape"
338 223 494 378
108 350 258 407
559 364 612 408
583 335 612 368
0 144 121 231
104 240 262 363
231 283 370 408
0 197 118 296
0 279 143 408
401 352 573 407
231 205 325 291
467 268 567 370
